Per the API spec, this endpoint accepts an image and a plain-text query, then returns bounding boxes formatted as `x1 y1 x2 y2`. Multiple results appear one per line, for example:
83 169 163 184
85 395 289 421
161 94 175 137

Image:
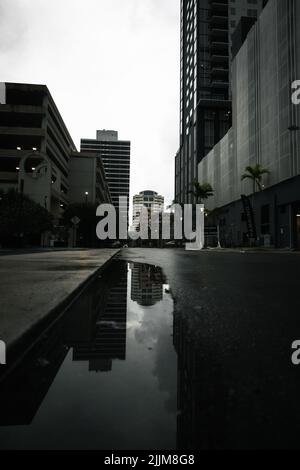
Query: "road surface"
120 248 300 449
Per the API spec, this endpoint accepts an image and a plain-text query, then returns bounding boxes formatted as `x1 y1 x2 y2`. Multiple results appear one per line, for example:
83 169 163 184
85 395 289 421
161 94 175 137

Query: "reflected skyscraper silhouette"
0 261 128 425
173 311 227 450
71 262 128 372
130 263 163 307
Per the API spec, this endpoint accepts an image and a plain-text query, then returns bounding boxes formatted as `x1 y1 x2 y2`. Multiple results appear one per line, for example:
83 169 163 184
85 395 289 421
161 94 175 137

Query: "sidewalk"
0 249 119 354
204 247 299 254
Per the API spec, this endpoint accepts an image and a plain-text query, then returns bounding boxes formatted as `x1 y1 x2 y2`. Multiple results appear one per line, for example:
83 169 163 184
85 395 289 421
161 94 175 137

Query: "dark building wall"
0 82 76 216
216 176 300 249
69 151 111 205
231 17 257 59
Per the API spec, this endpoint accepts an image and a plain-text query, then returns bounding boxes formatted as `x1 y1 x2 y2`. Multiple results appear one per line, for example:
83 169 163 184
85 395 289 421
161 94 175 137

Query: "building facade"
69 151 111 205
132 190 164 230
175 0 264 205
81 130 130 231
198 0 300 249
0 82 76 220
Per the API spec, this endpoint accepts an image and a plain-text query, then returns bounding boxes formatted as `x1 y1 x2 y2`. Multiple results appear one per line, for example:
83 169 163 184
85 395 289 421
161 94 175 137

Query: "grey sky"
0 0 180 211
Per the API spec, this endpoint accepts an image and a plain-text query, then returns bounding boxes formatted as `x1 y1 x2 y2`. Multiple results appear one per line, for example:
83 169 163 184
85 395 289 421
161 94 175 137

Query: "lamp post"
85 191 89 204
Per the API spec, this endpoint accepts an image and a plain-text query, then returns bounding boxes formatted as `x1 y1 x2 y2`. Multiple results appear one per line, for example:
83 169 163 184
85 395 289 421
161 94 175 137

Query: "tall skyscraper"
81 130 130 231
175 0 264 205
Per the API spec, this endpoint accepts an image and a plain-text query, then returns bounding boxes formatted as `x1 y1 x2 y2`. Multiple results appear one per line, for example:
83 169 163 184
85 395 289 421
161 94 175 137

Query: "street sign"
71 216 80 226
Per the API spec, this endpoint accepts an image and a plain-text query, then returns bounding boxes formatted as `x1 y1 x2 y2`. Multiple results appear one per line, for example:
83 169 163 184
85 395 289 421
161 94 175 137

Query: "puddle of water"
0 261 177 450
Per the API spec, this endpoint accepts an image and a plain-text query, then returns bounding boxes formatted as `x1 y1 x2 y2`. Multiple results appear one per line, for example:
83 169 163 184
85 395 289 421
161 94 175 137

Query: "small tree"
0 189 53 247
186 180 214 232
241 165 270 246
241 164 270 193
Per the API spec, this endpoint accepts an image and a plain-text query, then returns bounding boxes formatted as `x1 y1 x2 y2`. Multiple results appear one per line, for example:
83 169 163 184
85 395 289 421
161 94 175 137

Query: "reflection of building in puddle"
0 262 128 426
0 323 69 426
70 262 128 372
173 311 226 450
130 263 163 307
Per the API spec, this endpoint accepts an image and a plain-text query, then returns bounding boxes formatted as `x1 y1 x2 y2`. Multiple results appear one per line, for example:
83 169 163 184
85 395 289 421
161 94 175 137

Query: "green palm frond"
188 181 214 203
241 173 254 181
241 164 270 192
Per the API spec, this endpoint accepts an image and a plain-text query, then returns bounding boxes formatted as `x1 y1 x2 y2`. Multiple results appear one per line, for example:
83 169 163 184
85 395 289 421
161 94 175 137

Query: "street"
0 247 300 449
1 0 300 454
120 249 300 449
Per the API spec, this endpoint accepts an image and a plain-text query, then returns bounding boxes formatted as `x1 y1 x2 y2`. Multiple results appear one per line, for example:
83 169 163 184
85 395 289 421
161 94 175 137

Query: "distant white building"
132 190 164 230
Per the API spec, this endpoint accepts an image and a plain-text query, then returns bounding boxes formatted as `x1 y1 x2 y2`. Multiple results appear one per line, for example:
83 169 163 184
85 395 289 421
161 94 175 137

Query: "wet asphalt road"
119 248 300 449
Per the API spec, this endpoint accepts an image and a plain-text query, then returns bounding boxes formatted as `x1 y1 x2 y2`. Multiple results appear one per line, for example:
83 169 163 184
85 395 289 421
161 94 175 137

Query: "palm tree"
241 164 270 193
167 199 183 211
188 180 214 203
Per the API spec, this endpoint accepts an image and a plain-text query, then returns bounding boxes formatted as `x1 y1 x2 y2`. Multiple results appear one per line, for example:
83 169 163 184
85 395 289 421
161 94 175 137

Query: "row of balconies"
210 0 229 17
209 0 229 64
209 0 229 66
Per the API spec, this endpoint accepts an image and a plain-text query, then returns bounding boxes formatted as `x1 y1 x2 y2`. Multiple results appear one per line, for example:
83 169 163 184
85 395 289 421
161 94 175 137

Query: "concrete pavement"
0 249 119 353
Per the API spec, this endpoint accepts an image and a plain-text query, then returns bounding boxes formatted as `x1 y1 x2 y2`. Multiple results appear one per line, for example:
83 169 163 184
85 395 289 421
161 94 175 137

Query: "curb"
0 249 120 382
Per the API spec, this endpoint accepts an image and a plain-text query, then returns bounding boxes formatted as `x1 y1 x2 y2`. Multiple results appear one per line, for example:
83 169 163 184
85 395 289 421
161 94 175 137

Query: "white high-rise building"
132 190 164 230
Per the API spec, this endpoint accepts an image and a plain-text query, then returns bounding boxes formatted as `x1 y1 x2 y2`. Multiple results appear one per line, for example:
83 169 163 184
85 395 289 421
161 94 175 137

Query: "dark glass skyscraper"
175 0 264 204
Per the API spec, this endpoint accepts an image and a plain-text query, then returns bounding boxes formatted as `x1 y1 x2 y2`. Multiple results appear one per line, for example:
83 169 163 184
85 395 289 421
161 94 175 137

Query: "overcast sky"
0 0 180 211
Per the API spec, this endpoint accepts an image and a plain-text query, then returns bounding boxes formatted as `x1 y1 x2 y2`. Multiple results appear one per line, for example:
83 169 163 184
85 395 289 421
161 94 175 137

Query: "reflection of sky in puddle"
0 263 177 450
